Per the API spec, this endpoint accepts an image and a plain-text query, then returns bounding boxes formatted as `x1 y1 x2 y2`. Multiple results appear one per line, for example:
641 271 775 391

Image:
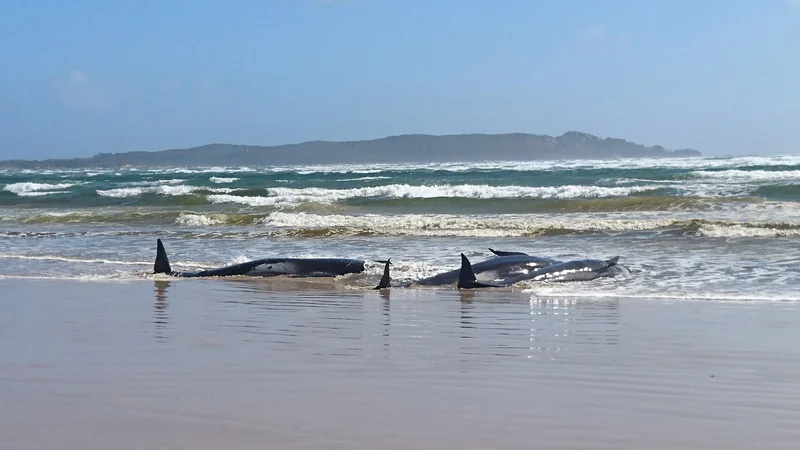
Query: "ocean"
2 155 799 300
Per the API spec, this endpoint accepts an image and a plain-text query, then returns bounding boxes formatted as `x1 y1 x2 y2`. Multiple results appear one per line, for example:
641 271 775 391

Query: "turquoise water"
1 155 799 300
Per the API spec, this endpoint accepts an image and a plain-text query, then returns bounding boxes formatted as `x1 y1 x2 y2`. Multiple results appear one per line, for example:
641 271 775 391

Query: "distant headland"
0 132 701 168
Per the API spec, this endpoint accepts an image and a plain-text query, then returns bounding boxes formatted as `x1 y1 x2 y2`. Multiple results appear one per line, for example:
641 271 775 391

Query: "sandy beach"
2 278 799 450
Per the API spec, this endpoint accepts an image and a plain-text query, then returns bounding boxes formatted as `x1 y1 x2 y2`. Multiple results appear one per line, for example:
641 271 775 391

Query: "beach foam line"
0 252 218 269
0 253 153 266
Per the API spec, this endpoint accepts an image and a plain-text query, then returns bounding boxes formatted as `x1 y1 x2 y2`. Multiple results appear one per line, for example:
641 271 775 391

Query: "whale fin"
458 253 501 289
154 239 173 275
374 259 391 289
488 248 529 257
605 256 620 266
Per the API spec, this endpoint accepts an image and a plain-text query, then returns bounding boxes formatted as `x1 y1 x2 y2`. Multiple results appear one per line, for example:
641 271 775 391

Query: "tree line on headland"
0 131 701 168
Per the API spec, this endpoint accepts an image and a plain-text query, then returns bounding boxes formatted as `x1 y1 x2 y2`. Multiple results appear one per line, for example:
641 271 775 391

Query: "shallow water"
2 279 799 449
2 156 800 301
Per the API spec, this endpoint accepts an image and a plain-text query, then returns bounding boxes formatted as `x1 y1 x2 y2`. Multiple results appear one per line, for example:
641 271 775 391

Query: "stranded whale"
412 250 558 287
381 250 629 290
153 239 367 278
497 255 627 285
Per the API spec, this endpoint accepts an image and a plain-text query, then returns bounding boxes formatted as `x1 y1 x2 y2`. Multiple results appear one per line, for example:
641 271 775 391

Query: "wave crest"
4 182 77 196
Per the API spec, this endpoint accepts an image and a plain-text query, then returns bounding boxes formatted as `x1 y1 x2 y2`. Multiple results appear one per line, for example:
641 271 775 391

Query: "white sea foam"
175 213 227 226
0 253 152 266
258 211 800 239
206 187 241 194
96 184 197 197
148 167 255 174
208 184 653 206
4 182 77 196
17 191 70 197
207 194 278 206
336 176 393 182
125 178 186 187
209 176 239 184
691 169 800 183
260 212 679 236
252 154 800 175
693 222 800 238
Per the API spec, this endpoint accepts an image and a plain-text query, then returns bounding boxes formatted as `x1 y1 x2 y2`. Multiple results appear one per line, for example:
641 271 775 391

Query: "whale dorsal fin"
457 253 477 288
374 259 391 289
605 256 620 266
458 253 503 289
154 239 173 274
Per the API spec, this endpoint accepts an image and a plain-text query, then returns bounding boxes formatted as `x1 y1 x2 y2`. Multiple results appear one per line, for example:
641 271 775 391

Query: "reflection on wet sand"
380 289 390 343
153 280 170 342
529 296 621 358
5 279 799 449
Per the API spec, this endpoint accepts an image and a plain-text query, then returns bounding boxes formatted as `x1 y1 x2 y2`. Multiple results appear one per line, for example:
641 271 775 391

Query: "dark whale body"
412 251 558 286
498 256 626 285
153 239 366 278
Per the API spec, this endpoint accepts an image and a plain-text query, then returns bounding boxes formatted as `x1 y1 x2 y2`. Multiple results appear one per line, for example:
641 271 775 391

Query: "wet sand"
1 278 799 450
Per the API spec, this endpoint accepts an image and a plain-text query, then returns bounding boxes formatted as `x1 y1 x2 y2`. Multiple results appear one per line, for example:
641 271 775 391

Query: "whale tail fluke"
154 239 173 275
458 253 501 289
374 258 391 289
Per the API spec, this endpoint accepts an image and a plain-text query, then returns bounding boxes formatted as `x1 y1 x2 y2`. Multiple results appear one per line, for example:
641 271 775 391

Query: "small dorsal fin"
374 259 391 289
154 239 173 274
606 256 620 266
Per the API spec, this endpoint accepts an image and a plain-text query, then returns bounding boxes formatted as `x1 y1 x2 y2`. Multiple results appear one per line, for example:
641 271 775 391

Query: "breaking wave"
692 169 800 182
257 212 800 238
207 184 655 207
97 185 197 197
210 176 239 184
175 213 241 226
4 182 77 196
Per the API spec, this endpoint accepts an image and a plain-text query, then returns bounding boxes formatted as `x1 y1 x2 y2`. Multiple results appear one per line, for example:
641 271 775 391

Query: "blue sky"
1 0 799 159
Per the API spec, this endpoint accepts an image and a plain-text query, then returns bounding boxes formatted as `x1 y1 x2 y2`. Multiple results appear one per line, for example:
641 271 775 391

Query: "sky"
1 0 799 160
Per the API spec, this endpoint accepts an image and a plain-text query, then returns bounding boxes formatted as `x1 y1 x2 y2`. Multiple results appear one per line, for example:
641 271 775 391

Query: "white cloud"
55 69 113 112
